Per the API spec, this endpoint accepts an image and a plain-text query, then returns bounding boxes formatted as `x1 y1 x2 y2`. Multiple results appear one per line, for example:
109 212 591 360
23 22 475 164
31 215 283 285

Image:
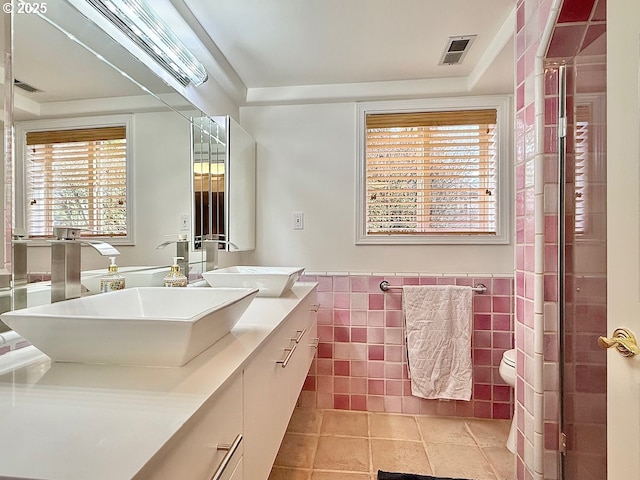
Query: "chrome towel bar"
379 280 487 294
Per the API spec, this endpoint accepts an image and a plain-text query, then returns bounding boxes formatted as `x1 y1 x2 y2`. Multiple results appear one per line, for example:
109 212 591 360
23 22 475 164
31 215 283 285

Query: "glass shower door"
559 52 607 480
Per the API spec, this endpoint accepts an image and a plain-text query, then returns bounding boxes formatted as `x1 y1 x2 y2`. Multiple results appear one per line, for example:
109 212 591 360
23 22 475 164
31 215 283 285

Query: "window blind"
574 105 589 236
365 109 498 235
26 126 127 238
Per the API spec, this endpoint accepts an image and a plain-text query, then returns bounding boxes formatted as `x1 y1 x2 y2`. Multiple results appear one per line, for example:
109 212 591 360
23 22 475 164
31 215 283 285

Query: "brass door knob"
598 328 639 357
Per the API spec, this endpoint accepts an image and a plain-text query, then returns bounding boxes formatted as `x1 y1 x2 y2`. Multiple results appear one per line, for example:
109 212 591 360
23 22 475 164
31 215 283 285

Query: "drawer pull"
277 343 297 368
291 328 307 343
310 304 320 312
210 434 243 480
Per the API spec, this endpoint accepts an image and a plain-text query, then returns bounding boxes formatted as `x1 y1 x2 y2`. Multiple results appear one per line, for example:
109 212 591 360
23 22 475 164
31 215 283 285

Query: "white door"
606 1 640 478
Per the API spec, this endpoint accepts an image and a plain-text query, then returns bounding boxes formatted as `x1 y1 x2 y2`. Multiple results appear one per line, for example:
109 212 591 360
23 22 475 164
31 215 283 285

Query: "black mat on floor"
377 471 472 480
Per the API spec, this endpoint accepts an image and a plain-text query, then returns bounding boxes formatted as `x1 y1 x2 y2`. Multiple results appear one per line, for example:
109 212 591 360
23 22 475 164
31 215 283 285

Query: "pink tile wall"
516 0 551 477
297 274 514 420
516 0 607 478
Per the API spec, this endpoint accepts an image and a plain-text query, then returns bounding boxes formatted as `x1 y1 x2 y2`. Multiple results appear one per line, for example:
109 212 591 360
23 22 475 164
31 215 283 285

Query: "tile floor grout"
464 420 505 480
412 414 435 477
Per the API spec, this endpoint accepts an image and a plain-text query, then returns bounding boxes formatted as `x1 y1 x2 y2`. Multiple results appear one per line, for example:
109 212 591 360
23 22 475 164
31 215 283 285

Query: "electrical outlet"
179 214 190 232
293 212 304 230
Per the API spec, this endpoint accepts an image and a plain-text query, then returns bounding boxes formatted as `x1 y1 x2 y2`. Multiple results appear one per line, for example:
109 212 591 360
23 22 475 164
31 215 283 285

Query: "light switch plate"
293 212 304 230
179 214 190 232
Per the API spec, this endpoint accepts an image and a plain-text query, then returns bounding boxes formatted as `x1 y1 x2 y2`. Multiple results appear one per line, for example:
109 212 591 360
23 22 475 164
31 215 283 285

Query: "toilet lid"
503 349 516 367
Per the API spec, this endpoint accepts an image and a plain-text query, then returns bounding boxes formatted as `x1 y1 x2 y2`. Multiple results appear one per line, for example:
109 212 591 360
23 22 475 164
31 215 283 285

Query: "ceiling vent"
439 35 476 65
14 79 41 93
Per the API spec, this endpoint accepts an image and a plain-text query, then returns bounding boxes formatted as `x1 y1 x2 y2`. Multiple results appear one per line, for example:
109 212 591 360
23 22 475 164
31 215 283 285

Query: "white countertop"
0 283 317 480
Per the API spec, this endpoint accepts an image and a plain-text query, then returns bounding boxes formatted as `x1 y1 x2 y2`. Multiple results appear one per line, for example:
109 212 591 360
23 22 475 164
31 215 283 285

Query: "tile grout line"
308 409 322 474
367 411 374 475
463 420 501 480
413 413 437 476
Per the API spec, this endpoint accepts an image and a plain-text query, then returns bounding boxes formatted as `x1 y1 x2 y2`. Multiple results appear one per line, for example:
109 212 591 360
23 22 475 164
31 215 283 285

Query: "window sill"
355 232 510 245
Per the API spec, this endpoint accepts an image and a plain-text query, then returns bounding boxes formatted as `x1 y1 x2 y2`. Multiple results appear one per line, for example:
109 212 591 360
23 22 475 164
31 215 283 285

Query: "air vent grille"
14 79 41 93
439 35 476 65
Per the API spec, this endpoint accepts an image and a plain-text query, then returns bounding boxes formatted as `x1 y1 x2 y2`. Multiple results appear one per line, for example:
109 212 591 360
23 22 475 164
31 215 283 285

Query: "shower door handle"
598 328 639 357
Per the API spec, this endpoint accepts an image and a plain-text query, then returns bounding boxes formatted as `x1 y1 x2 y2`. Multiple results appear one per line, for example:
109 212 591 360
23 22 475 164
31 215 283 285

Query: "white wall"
241 102 514 275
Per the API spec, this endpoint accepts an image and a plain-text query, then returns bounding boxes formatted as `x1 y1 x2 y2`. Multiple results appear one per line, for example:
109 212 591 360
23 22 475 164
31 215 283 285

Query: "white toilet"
499 348 517 453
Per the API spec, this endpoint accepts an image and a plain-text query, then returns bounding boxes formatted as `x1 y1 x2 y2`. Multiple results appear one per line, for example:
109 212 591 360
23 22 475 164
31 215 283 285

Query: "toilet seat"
502 349 516 367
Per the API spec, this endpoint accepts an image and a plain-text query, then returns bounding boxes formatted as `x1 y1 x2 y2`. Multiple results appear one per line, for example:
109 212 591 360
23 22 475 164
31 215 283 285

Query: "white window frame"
15 114 135 245
355 96 511 245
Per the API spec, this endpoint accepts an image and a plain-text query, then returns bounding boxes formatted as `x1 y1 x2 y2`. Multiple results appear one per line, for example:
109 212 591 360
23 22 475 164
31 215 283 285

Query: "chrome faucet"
203 239 219 272
50 227 120 303
156 234 189 278
202 235 239 272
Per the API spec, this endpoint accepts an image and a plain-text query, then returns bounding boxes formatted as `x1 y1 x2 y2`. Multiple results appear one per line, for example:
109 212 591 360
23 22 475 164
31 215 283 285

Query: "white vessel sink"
202 266 305 297
81 266 170 293
0 287 258 367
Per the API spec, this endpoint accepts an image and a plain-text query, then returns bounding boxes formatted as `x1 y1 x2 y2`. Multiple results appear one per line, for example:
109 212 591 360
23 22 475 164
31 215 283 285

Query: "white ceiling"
2 0 516 117
178 0 516 103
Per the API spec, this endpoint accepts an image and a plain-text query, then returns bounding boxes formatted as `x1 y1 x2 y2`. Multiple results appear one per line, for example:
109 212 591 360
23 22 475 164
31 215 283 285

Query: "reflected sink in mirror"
8 283 53 308
0 287 258 367
202 266 304 297
81 266 171 293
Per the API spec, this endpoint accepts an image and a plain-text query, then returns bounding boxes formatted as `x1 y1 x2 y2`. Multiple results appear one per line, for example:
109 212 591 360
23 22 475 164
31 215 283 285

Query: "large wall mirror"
0 1 255 323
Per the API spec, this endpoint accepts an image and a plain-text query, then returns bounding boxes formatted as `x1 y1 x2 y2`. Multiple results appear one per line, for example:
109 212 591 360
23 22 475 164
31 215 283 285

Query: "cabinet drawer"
288 316 317 403
136 374 243 480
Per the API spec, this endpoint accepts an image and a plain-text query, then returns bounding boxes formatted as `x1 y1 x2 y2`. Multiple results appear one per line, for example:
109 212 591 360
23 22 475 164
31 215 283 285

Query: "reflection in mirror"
0 1 211 324
192 115 255 261
193 116 226 251
12 4 181 117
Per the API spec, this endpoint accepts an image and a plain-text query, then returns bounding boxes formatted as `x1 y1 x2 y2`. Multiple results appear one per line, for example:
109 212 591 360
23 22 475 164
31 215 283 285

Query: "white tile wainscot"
0 283 318 480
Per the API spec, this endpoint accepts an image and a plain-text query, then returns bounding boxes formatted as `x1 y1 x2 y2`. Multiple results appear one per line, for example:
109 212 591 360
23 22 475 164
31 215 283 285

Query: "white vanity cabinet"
138 286 318 480
242 289 318 480
135 373 244 480
0 284 319 480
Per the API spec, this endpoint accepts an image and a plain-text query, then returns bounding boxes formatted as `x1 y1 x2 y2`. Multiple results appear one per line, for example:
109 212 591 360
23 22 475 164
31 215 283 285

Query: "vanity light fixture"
85 0 208 87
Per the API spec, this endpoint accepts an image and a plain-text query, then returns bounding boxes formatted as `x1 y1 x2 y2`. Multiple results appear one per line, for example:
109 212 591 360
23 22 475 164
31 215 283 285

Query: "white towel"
403 285 473 401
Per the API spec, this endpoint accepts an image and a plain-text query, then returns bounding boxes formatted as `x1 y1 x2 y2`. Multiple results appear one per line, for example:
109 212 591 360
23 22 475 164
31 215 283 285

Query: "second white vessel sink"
202 266 305 297
0 287 258 367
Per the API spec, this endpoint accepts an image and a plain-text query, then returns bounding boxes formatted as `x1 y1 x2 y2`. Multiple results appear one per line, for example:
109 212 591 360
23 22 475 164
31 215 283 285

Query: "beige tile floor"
269 408 515 480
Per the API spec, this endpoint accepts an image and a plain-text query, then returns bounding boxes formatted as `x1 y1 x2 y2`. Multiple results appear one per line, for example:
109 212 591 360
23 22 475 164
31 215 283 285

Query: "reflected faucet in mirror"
11 232 30 310
192 115 256 265
51 227 121 303
156 234 189 279
12 231 29 291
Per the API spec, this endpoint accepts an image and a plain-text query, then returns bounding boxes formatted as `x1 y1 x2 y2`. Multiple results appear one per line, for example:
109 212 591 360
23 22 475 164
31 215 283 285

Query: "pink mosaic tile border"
297 274 514 420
